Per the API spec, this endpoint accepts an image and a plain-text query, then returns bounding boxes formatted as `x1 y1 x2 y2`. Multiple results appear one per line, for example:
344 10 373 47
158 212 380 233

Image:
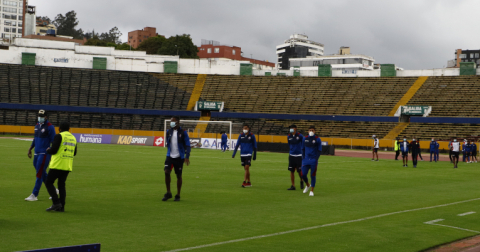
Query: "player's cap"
38 109 47 117
289 124 297 128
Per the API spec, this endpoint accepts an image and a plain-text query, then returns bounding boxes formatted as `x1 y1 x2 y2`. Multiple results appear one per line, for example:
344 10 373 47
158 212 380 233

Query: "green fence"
380 64 396 77
293 67 300 77
460 62 477 76
164 61 178 73
240 63 252 76
93 57 107 70
318 64 332 77
22 53 36 66
265 72 271 76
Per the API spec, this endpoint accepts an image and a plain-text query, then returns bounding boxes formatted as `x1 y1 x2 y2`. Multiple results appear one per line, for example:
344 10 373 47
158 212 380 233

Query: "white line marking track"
458 211 476 216
424 219 480 233
163 197 480 252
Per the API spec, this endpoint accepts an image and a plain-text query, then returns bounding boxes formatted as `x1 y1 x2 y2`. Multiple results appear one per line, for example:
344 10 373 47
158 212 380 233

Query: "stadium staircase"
192 114 211 137
382 122 410 140
187 74 207 110
388 76 428 116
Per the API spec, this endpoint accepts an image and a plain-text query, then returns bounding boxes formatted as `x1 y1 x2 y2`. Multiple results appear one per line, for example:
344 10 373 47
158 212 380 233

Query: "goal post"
163 120 234 150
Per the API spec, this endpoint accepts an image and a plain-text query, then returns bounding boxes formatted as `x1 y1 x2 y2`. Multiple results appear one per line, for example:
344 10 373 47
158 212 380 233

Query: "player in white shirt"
450 138 460 169
372 135 379 162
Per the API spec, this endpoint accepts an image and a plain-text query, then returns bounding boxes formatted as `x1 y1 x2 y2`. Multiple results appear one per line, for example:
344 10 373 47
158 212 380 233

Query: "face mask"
243 130 248 134
454 139 457 142
289 129 294 133
403 139 407 141
38 117 45 123
309 131 314 137
170 122 176 128
413 139 416 141
432 139 434 141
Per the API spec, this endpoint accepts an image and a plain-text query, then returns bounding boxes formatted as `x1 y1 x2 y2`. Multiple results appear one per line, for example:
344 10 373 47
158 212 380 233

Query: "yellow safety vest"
394 140 399 151
50 131 77 172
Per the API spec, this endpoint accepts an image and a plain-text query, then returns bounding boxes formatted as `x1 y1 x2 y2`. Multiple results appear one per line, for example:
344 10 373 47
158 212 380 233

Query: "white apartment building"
0 0 25 42
290 54 375 73
276 34 324 70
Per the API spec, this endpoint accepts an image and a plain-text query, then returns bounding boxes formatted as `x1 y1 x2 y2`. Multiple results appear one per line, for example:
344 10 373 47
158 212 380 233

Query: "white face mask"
454 139 457 142
309 131 314 137
38 117 45 123
243 129 248 134
170 122 176 128
413 139 416 141
432 139 434 141
289 129 294 133
403 139 407 141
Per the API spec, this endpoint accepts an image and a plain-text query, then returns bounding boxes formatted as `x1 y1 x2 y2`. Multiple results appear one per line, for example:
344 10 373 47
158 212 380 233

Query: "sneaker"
162 192 172 201
55 207 65 212
413 165 416 168
309 191 314 197
25 194 38 201
287 186 296 190
375 160 379 162
300 181 304 189
49 188 60 200
303 186 310 194
371 159 375 161
174 195 180 201
242 181 246 188
46 203 62 212
245 182 252 187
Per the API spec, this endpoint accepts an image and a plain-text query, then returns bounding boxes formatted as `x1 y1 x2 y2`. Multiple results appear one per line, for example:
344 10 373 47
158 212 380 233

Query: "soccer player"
417 138 424 161
472 141 478 163
232 124 257 188
400 136 409 167
286 124 304 190
430 138 438 162
25 109 57 201
410 138 420 168
435 140 440 162
462 139 467 162
301 126 322 197
221 131 229 152
451 138 460 168
394 137 400 161
466 140 472 163
162 116 191 202
372 135 379 161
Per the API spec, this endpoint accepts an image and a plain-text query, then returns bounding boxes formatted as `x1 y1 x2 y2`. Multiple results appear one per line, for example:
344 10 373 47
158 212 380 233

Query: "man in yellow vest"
45 122 77 212
394 137 400 160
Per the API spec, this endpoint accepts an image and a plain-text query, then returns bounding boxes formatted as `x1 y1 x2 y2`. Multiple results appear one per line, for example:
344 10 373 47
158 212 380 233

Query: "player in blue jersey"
430 138 438 162
301 126 322 197
221 131 229 152
465 140 472 163
26 110 57 201
232 124 257 188
287 125 304 190
471 141 478 163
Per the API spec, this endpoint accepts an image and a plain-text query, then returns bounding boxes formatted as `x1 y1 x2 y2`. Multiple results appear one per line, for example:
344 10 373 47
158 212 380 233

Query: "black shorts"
452 151 460 159
241 156 252 166
288 156 302 172
473 152 477 157
402 152 408 157
373 148 379 153
164 157 184 175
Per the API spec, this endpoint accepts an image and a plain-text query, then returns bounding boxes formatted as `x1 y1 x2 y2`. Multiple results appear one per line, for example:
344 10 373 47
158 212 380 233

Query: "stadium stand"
399 123 480 141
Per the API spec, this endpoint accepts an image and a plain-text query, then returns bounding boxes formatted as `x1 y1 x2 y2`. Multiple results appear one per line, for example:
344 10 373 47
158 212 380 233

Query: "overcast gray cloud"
29 0 480 69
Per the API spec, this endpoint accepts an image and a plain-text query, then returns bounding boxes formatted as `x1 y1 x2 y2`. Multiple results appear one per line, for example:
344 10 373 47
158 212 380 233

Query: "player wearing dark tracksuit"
435 142 440 161
410 139 420 168
287 124 304 190
430 139 438 162
26 110 56 201
232 124 257 188
465 142 472 163
221 132 229 152
301 126 322 197
472 142 478 163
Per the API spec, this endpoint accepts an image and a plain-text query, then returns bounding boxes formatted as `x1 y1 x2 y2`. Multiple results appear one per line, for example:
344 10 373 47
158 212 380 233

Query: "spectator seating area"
407 76 480 117
399 123 480 141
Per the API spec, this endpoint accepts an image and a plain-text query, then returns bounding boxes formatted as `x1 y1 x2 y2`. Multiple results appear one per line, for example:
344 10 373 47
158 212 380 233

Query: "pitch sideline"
164 197 480 252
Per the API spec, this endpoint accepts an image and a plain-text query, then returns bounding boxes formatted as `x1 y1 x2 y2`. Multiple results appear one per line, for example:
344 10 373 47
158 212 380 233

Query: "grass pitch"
1 138 480 252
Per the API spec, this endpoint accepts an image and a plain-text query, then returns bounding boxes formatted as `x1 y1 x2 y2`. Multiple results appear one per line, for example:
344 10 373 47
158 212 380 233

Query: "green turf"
1 138 480 252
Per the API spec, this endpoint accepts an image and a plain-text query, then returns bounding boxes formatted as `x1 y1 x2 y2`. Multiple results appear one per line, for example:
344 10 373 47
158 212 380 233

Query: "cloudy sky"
29 0 479 69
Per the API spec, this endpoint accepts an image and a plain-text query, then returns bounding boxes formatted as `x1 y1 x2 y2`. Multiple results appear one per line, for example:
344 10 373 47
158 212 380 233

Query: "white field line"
163 197 480 252
458 211 476 216
424 219 480 233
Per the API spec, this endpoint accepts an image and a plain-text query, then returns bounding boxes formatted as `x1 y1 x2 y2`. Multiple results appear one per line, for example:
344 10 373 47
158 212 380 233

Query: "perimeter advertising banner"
72 134 112 144
200 138 238 150
111 135 155 146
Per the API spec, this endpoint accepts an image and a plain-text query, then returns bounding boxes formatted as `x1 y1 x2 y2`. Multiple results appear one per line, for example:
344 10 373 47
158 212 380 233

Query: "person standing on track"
410 138 420 168
26 109 57 201
45 122 77 212
221 131 229 152
372 135 379 162
232 124 257 188
449 139 453 163
394 137 400 161
451 138 460 168
417 138 424 161
466 140 472 163
430 138 438 162
162 116 191 202
286 124 304 191
472 141 478 163
301 126 322 197
400 136 409 167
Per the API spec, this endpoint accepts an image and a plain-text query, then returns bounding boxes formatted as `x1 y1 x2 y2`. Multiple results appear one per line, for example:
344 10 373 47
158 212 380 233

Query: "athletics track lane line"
163 197 480 252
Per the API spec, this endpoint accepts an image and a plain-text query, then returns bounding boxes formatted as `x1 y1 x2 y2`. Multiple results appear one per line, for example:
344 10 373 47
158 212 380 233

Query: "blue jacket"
400 141 409 153
430 141 438 152
221 133 228 143
436 142 440 153
233 132 257 158
465 144 472 152
288 133 304 156
166 127 191 159
302 135 322 166
462 144 466 153
31 121 56 154
473 143 477 153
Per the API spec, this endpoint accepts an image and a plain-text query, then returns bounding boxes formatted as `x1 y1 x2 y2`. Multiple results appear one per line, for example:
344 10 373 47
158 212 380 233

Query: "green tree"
157 34 199 58
136 35 166 54
53 11 83 39
115 43 132 51
84 38 108 47
99 27 122 44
